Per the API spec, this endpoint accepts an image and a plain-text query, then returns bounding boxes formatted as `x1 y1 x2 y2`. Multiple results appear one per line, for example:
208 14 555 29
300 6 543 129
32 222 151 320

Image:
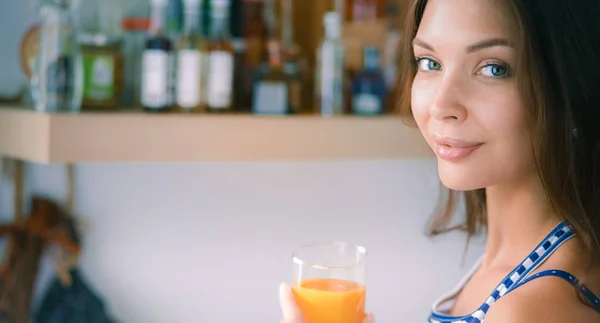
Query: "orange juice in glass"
291 242 367 323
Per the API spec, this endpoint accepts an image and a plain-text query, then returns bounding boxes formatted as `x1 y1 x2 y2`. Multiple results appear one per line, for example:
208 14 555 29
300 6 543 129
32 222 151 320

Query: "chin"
437 159 490 191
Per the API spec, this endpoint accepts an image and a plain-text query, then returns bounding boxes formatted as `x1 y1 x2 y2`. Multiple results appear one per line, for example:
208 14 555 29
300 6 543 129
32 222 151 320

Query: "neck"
482 172 560 269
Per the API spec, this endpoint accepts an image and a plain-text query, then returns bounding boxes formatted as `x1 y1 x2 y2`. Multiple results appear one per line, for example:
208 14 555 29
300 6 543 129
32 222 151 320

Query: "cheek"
462 91 534 187
411 78 436 136
470 89 527 144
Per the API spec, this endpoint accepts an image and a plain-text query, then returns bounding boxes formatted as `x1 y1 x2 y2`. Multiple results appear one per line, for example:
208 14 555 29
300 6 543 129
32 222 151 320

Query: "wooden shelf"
0 106 432 164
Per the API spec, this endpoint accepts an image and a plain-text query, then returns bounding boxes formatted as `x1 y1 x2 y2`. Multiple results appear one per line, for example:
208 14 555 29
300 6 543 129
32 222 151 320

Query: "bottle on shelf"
121 17 151 109
206 0 235 112
35 0 83 113
141 0 175 112
243 0 267 69
351 46 386 115
315 11 345 117
79 32 124 111
383 0 401 89
231 0 252 112
251 0 287 114
280 0 308 114
383 0 402 113
252 39 289 114
237 0 267 112
175 0 208 112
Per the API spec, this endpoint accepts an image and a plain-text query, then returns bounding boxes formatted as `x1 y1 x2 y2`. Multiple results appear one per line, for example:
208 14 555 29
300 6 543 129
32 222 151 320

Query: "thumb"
279 283 305 323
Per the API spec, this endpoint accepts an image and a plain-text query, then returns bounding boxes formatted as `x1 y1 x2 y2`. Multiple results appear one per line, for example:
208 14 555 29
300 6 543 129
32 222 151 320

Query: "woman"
280 0 600 321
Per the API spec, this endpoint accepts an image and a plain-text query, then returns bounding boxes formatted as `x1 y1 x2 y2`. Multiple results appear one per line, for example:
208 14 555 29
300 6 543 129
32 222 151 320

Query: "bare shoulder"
484 274 600 323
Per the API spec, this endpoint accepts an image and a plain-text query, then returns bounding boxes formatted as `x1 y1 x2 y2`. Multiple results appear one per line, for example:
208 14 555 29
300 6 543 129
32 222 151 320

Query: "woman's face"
411 0 535 191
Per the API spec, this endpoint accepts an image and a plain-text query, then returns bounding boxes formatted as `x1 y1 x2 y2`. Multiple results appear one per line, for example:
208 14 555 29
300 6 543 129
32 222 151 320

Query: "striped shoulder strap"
506 269 600 313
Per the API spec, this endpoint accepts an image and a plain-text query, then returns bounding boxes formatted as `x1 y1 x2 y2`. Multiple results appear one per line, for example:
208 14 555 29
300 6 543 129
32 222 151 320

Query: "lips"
431 134 483 161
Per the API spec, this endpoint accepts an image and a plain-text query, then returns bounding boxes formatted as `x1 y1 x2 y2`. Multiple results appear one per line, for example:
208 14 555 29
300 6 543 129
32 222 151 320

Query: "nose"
430 76 468 122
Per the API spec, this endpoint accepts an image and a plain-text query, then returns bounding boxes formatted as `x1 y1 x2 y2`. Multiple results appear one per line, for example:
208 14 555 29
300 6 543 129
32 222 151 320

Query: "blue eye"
416 58 442 71
481 64 508 77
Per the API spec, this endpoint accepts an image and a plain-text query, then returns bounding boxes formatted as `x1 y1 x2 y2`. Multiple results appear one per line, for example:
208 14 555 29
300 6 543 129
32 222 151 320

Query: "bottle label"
353 93 381 114
176 49 204 108
141 49 171 109
83 53 115 101
253 81 288 114
207 51 233 109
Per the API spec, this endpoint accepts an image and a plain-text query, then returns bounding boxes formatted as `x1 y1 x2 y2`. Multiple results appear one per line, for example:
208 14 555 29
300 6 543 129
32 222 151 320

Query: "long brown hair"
397 0 600 262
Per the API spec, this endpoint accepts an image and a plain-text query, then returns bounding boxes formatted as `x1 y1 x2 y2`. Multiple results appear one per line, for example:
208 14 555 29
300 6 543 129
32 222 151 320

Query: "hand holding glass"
291 242 368 323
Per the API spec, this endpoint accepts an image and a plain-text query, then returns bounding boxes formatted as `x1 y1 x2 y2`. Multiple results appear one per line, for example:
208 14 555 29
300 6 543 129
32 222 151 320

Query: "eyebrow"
412 37 513 53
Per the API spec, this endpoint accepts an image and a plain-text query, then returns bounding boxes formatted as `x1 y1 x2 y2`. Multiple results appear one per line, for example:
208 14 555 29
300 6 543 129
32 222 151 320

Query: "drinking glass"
291 241 367 323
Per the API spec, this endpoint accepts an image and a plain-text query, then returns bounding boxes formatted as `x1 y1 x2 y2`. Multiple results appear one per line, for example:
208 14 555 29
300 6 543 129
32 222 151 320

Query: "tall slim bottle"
176 0 207 112
141 0 175 112
206 0 235 112
230 0 251 112
281 0 308 114
36 0 83 113
315 12 345 117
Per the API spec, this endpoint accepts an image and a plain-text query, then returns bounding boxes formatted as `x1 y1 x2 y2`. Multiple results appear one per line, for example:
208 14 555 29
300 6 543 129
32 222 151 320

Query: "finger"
279 283 305 323
364 312 375 323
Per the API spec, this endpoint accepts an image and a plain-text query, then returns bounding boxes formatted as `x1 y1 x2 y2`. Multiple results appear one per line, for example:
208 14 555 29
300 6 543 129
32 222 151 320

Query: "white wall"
0 1 486 322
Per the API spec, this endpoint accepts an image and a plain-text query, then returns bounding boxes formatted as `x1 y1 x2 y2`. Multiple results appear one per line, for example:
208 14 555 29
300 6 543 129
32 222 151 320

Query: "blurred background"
0 0 485 322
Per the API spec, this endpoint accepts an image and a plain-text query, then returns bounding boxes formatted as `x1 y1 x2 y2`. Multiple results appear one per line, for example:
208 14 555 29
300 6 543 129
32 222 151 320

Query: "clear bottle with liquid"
36 0 83 113
206 0 235 112
175 0 208 112
315 12 345 117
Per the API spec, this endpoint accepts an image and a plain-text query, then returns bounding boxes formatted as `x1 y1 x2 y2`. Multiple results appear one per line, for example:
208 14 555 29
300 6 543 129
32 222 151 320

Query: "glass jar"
79 33 124 110
36 0 83 113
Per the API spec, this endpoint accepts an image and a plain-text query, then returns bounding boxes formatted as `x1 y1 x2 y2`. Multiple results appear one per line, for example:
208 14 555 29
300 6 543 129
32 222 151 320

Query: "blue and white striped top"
428 221 600 323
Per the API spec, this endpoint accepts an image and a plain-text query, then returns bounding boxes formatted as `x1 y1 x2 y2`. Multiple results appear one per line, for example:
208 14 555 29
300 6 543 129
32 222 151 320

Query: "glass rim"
292 241 368 269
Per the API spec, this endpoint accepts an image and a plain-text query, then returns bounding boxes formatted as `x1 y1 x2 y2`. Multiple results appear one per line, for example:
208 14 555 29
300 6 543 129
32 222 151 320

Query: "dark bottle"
351 46 386 115
280 0 309 114
141 0 175 112
230 0 252 112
